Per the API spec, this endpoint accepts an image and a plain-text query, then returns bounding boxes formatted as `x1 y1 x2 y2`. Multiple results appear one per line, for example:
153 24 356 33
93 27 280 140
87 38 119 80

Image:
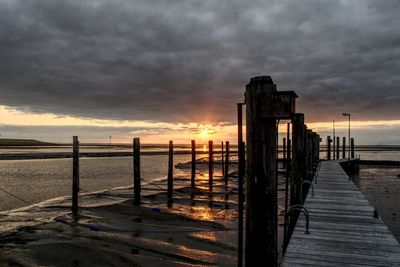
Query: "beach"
0 146 400 265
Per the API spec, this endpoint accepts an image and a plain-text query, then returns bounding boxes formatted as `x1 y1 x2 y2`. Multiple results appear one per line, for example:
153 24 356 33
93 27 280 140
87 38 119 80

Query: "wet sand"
353 165 400 242
0 185 238 266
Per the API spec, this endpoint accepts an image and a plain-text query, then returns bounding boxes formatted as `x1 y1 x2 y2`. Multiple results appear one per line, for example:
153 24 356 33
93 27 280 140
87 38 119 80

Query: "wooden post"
351 138 355 159
342 137 346 159
72 136 79 215
284 134 291 251
283 137 287 169
245 76 278 266
208 140 213 192
167 141 173 206
312 132 319 164
303 125 309 174
191 140 196 188
237 103 244 267
291 114 305 208
317 134 321 162
221 141 225 177
224 141 230 186
133 138 141 205
336 136 340 160
307 130 314 177
327 136 331 160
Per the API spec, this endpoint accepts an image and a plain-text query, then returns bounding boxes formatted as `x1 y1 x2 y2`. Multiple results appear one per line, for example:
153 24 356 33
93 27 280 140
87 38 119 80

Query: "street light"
342 113 351 159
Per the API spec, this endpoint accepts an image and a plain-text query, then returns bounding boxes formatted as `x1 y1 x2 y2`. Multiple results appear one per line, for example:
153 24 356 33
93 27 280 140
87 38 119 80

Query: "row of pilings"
326 135 355 160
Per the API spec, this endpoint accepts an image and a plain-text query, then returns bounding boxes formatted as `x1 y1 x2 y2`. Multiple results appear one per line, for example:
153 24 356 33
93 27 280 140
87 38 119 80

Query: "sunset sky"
0 0 399 144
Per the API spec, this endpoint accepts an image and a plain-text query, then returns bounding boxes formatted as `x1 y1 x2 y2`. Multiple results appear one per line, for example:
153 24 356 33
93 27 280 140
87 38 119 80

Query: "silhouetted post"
245 76 278 266
303 125 309 174
327 136 331 160
291 114 305 208
284 131 291 251
283 137 287 169
336 137 340 160
317 134 321 162
167 141 173 206
221 141 225 177
351 138 355 159
208 140 213 192
307 130 313 177
333 121 336 160
191 140 196 188
342 137 346 159
72 136 79 216
237 103 245 267
312 132 319 164
133 138 141 205
224 141 230 186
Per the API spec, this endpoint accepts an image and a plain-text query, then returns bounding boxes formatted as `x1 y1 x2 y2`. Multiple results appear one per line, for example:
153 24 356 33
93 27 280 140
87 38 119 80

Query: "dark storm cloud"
0 0 399 123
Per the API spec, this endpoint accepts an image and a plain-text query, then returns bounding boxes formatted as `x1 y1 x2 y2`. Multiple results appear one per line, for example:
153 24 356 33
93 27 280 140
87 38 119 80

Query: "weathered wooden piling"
291 114 305 208
351 138 355 159
208 140 213 192
336 136 340 160
342 137 346 159
327 136 332 160
284 133 291 248
72 136 79 215
167 141 173 206
191 140 196 188
312 132 319 163
245 76 278 266
283 137 287 168
307 130 313 174
221 141 225 177
133 138 141 205
224 141 229 186
237 103 244 267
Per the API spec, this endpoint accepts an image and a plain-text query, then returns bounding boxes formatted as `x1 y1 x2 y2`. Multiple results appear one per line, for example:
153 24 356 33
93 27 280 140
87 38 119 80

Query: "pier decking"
282 160 400 266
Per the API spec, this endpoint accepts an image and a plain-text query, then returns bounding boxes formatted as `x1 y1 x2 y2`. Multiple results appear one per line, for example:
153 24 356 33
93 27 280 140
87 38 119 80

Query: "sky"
0 0 399 144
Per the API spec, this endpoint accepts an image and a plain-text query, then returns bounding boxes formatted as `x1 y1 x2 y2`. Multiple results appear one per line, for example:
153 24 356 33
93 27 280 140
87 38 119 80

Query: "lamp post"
342 113 351 159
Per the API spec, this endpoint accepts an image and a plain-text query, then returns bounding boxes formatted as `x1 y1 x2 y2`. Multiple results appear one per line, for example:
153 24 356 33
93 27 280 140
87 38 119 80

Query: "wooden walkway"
282 160 400 267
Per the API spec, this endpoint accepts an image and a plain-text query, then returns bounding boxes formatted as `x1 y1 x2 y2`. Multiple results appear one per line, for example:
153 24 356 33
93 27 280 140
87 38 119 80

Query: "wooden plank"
282 160 400 266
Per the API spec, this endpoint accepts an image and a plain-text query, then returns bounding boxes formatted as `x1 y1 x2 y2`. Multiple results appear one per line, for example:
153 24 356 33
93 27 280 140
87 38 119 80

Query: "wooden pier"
282 160 400 266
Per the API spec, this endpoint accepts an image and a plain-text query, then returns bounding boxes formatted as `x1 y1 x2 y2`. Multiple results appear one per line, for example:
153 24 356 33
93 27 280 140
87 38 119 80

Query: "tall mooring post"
342 137 346 159
208 140 213 192
245 76 297 267
133 138 141 205
167 141 173 207
307 130 314 174
283 137 287 169
336 136 340 160
72 136 79 216
291 114 305 207
351 138 355 159
327 136 332 160
312 132 319 164
224 141 230 186
191 140 196 188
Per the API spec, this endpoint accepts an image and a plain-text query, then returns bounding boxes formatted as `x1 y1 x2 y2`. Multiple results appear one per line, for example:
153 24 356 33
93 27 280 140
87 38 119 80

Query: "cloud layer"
1 0 399 123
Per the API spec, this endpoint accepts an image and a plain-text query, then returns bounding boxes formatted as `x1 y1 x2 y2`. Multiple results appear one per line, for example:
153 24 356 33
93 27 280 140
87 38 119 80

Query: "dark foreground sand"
0 186 238 267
